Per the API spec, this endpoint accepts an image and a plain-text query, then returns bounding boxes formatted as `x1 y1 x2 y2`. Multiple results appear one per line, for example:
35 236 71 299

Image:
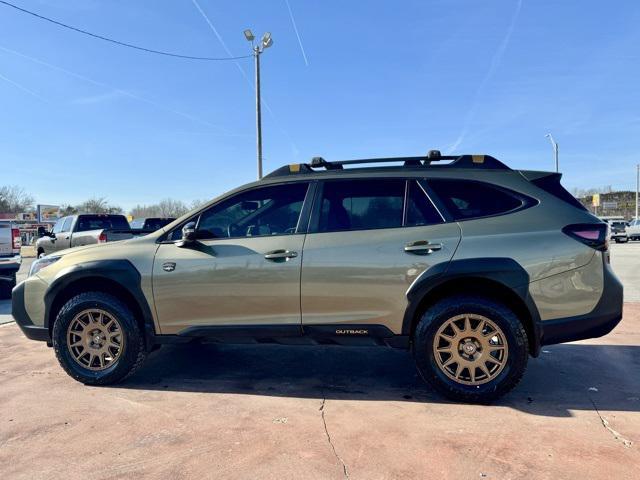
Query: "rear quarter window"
426 179 528 221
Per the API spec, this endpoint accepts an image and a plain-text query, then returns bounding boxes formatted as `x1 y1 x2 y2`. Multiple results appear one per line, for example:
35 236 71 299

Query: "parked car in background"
35 214 134 258
627 219 640 241
13 150 623 403
608 220 628 243
129 217 175 231
0 220 21 298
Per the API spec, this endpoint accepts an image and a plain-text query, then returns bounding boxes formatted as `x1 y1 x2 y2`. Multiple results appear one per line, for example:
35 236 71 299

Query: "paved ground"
0 245 638 479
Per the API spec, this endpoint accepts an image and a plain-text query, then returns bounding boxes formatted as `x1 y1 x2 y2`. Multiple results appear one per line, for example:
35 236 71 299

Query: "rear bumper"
0 254 21 282
12 281 50 342
540 259 623 346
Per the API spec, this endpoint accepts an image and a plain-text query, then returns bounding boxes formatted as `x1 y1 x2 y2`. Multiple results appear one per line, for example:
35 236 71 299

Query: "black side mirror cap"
177 221 197 248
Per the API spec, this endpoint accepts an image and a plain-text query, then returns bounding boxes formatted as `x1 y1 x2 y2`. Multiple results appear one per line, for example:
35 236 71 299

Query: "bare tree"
76 197 123 214
0 185 34 213
191 199 208 210
157 198 189 217
129 199 193 218
130 204 161 218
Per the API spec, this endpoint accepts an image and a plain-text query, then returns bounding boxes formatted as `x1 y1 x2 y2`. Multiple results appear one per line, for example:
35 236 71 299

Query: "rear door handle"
404 240 442 254
264 249 298 261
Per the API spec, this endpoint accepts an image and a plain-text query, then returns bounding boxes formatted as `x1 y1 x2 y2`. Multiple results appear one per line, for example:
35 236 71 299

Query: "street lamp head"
243 29 255 42
262 32 273 48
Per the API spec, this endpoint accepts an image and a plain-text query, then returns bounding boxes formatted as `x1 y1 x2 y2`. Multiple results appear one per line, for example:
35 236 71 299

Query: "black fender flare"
44 259 156 348
402 257 542 355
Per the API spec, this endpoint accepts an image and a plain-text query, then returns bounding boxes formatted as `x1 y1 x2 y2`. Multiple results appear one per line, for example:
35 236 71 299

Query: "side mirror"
37 226 46 238
177 221 197 247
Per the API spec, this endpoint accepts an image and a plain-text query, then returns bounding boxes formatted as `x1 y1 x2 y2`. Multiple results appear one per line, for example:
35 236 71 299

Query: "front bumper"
540 258 623 346
12 281 50 342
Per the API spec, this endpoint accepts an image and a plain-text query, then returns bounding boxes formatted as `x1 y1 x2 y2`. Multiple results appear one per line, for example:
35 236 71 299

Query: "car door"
41 218 64 254
301 178 461 334
55 216 74 251
152 181 313 335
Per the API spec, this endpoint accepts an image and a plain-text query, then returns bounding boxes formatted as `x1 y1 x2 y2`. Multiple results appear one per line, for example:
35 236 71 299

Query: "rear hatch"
0 223 14 257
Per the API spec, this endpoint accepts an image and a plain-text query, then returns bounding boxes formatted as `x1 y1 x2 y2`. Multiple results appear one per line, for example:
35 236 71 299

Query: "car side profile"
12 151 623 403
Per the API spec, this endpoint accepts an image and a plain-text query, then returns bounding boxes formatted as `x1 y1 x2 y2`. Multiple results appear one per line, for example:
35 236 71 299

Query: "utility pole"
545 133 559 173
244 30 273 180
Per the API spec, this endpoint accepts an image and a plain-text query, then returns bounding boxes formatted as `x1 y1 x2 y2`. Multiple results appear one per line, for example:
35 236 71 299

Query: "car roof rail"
264 150 511 178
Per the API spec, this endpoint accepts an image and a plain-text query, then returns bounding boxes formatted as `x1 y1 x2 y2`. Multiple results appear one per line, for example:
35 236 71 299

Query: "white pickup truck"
628 219 640 241
35 214 135 258
0 220 21 298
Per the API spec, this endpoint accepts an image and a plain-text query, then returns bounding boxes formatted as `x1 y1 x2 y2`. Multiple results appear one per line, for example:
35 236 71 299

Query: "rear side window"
406 180 443 227
318 179 404 232
427 179 524 220
76 215 130 232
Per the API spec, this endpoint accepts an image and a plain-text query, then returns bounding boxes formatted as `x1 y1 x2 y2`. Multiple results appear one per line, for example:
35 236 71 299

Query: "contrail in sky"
448 0 523 153
0 44 227 131
0 70 48 102
285 0 309 66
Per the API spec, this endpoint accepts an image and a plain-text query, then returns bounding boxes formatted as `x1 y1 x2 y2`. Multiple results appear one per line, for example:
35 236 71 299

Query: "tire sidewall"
414 296 528 402
53 293 141 385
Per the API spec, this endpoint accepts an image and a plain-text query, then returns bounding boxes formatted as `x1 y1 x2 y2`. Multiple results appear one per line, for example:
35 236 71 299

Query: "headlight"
29 256 61 277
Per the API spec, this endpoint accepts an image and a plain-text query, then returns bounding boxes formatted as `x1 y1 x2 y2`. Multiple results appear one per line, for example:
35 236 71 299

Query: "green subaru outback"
12 151 623 402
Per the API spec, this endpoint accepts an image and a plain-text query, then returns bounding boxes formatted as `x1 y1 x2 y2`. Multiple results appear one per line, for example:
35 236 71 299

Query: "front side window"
195 182 309 240
317 179 405 232
52 218 65 234
61 217 73 232
427 179 525 220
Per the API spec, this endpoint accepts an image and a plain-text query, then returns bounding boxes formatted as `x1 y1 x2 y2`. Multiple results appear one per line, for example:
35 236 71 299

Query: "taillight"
11 228 21 250
562 223 608 251
98 232 107 243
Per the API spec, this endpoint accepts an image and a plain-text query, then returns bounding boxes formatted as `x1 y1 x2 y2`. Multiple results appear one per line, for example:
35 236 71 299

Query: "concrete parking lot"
1 245 639 479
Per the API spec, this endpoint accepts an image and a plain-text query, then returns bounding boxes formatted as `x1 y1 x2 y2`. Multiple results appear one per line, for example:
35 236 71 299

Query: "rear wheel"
413 295 528 403
52 292 146 385
37 249 45 259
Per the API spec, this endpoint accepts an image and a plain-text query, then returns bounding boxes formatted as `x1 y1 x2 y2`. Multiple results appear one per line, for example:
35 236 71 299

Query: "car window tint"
406 180 443 226
196 183 308 240
427 179 523 220
52 219 64 233
76 216 129 232
318 179 404 232
61 217 73 232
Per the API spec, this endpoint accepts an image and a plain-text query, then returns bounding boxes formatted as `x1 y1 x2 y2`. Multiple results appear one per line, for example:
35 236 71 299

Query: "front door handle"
264 249 298 261
404 240 442 254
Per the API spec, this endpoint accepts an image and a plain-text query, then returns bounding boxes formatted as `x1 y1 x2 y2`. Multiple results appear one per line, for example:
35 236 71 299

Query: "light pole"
545 133 559 173
244 29 273 180
636 163 640 223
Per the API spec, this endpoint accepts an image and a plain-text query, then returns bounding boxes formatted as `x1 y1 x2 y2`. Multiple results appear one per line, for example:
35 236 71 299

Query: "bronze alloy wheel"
67 309 123 371
433 313 509 386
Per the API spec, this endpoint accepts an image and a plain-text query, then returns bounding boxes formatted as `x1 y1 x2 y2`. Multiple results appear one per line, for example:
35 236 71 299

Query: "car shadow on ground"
120 341 640 417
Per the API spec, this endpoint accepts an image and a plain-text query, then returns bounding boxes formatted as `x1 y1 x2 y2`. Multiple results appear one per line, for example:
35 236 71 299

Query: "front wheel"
52 291 147 385
413 295 528 403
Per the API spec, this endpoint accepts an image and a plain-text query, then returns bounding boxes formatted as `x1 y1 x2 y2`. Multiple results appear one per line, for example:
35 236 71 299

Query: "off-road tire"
53 291 146 385
413 295 528 403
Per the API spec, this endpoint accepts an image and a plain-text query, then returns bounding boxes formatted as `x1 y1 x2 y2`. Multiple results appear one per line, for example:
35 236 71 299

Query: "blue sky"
1 0 639 210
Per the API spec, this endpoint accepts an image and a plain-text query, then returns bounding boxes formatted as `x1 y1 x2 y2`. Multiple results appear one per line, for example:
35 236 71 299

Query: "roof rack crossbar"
264 150 510 178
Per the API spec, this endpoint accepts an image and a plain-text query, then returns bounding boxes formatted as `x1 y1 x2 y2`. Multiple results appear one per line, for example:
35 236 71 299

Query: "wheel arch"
403 258 542 356
44 260 156 350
